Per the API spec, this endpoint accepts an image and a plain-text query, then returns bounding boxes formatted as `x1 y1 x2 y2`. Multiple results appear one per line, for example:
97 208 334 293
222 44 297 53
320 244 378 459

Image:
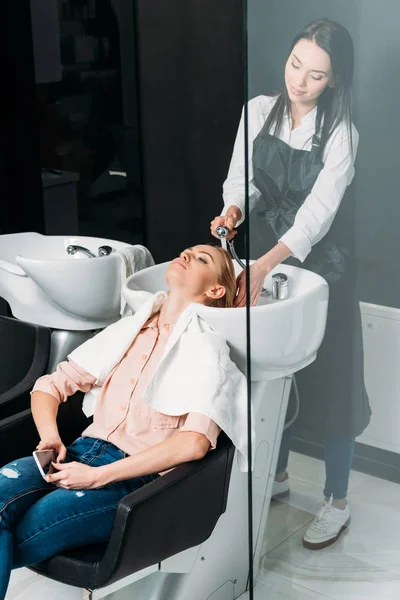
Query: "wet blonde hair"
209 245 236 308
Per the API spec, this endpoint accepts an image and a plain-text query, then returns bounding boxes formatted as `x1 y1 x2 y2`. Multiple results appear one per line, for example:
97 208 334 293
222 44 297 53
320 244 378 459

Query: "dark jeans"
276 422 356 500
0 436 158 599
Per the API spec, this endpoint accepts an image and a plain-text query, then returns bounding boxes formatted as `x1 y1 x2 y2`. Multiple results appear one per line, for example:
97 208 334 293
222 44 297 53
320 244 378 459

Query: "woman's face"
166 245 226 304
285 38 333 110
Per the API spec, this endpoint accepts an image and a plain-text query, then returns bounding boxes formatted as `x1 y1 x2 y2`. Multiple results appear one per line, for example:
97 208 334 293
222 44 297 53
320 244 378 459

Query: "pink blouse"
32 313 220 470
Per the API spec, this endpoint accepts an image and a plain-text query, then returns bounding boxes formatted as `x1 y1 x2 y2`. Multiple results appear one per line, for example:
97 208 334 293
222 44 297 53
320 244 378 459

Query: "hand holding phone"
36 437 67 462
33 449 57 479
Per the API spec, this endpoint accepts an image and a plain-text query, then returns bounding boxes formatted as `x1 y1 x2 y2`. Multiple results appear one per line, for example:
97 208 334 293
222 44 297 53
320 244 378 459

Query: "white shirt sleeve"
279 124 359 262
221 96 271 224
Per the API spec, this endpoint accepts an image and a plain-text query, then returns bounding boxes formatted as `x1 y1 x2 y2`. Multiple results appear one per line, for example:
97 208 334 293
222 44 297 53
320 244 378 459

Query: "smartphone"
33 449 57 478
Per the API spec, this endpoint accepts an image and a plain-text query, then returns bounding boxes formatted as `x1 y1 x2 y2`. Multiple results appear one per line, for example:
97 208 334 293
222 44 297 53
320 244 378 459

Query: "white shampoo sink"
124 261 329 380
0 232 151 330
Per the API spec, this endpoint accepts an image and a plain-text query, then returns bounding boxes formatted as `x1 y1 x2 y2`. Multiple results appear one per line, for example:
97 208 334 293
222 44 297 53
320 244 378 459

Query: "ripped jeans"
0 436 158 599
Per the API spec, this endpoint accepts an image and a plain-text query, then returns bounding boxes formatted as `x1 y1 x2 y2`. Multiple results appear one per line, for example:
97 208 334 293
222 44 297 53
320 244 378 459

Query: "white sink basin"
124 261 329 380
0 232 153 330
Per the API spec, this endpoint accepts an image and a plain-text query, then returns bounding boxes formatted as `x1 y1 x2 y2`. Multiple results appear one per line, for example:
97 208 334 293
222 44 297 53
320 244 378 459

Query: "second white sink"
0 233 154 330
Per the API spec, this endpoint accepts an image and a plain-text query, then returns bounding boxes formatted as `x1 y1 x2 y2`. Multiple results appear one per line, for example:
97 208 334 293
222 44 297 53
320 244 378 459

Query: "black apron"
251 122 371 439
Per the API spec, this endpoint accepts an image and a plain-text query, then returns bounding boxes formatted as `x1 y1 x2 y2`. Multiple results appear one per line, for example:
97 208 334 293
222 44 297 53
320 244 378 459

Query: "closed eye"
185 247 214 264
291 59 324 81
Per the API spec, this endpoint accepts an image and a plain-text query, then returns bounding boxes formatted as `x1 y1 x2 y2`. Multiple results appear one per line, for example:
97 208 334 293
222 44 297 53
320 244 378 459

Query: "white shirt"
222 95 359 262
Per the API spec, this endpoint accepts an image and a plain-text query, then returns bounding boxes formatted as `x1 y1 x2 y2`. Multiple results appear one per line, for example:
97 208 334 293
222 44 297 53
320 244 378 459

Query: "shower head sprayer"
215 225 229 239
214 223 271 298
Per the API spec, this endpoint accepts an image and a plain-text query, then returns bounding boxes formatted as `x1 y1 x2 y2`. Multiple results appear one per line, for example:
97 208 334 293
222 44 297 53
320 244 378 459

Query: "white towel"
115 245 155 316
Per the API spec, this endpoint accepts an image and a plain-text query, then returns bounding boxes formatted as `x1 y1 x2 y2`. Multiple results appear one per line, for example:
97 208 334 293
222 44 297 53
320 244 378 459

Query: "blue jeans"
276 422 356 500
0 437 158 599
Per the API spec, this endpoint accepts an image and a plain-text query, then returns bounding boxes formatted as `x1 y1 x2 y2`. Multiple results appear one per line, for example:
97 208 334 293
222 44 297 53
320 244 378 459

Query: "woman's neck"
290 101 317 129
158 292 196 327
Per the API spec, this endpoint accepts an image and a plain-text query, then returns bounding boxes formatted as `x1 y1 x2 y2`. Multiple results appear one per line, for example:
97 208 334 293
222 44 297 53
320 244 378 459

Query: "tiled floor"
7 452 400 600
240 575 333 599
7 568 83 600
258 452 400 600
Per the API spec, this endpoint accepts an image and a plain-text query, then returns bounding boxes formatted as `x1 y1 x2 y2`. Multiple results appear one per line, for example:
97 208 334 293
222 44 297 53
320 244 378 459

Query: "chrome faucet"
271 273 289 300
98 245 113 256
66 245 96 258
66 245 113 258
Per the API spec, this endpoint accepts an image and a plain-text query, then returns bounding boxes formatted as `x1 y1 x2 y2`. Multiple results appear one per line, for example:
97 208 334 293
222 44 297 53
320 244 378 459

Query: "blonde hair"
209 245 236 308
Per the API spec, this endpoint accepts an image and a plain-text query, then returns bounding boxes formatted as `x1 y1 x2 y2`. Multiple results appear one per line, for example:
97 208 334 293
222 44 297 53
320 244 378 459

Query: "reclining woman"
0 244 248 599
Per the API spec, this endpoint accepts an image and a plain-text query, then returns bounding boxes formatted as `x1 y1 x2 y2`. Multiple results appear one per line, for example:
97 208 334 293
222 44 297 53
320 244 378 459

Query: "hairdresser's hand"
210 205 242 241
234 261 269 307
46 461 104 490
36 437 67 462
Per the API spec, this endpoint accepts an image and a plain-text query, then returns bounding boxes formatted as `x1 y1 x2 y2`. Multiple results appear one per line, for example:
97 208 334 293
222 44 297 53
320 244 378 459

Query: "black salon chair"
30 436 234 592
0 318 235 595
2 404 234 593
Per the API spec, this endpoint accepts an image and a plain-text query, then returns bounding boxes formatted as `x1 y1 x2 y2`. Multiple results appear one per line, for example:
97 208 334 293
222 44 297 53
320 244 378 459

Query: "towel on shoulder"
69 291 254 471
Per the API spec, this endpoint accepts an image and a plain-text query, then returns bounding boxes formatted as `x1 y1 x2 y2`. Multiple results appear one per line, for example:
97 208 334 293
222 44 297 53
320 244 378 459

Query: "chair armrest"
0 392 88 466
0 379 40 415
94 433 234 588
0 319 50 394
0 409 40 465
0 323 50 418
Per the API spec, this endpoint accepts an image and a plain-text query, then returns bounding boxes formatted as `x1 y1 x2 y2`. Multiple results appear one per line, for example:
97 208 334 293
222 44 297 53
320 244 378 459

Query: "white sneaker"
303 497 351 550
271 477 290 500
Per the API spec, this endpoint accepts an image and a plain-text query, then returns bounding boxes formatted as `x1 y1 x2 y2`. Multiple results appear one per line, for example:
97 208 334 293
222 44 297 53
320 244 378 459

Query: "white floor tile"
241 574 333 599
275 474 324 516
263 500 315 555
343 475 400 576
7 568 83 600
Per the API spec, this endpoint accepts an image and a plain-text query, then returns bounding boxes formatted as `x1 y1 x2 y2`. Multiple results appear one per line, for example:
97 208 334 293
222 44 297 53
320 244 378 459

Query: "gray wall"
248 0 400 308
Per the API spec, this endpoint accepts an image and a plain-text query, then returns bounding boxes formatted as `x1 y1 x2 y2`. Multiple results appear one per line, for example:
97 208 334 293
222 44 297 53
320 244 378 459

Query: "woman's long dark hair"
266 18 354 160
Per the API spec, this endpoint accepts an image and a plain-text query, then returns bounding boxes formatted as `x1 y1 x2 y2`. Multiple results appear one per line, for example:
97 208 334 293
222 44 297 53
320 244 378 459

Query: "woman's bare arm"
31 391 61 441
